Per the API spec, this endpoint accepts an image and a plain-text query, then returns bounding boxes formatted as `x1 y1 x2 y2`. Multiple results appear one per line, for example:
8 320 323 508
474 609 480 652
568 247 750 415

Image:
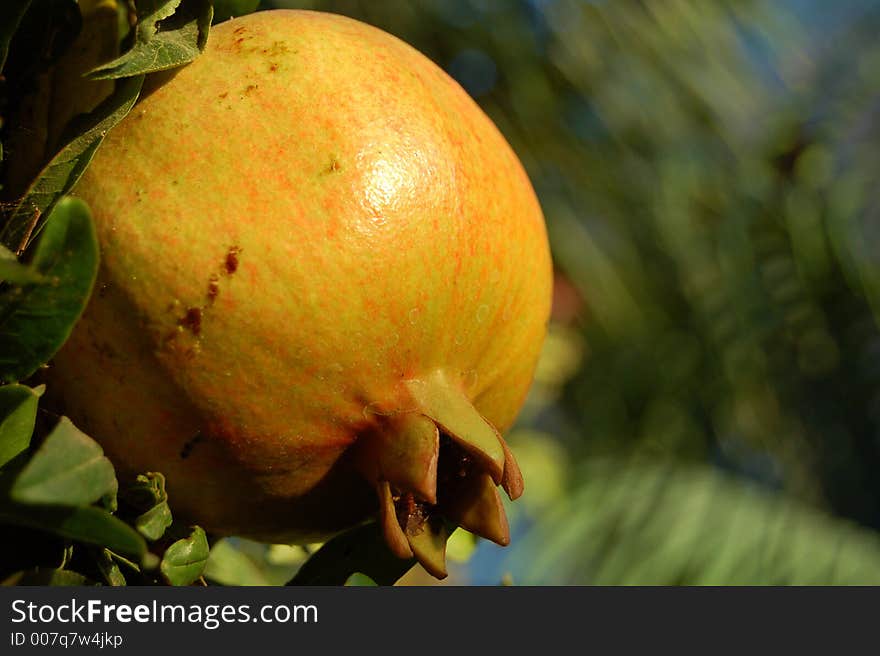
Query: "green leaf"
212 0 259 24
88 0 212 80
0 0 32 74
0 74 143 252
204 539 308 586
203 539 272 586
94 548 127 586
120 472 173 541
0 197 99 383
508 459 880 585
3 568 95 586
344 572 378 586
160 525 209 585
137 508 173 541
0 502 147 559
0 383 43 467
287 522 416 586
10 416 117 506
0 254 46 285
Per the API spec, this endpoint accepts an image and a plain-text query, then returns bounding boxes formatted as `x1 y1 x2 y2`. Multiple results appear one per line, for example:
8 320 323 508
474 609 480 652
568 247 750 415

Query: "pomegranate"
47 9 552 578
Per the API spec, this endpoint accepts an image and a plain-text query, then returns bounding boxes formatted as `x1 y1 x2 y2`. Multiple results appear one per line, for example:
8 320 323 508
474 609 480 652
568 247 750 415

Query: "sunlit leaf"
204 539 272 586
94 548 128 586
160 526 208 585
88 0 212 79
10 417 116 507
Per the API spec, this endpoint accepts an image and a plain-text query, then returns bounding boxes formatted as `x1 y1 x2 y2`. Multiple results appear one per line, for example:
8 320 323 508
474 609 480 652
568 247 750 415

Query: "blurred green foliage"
256 0 880 584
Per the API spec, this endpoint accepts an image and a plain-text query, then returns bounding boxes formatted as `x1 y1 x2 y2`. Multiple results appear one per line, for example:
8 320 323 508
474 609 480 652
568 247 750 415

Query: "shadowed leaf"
344 572 377 586
288 522 416 586
0 383 42 467
0 259 45 285
120 472 173 541
3 567 95 586
0 503 146 559
0 0 32 74
0 75 143 252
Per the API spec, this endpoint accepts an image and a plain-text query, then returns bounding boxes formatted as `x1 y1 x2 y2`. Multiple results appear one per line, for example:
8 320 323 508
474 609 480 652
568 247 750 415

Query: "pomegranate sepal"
377 480 413 559
404 370 506 482
363 370 525 573
407 517 450 579
374 413 440 504
500 439 525 500
440 471 510 547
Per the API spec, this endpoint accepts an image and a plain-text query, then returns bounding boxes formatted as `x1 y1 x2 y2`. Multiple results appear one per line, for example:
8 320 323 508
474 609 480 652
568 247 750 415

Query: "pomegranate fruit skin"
48 10 552 549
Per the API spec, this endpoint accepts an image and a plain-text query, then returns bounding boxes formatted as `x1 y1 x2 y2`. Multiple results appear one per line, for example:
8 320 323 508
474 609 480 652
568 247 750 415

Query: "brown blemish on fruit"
218 91 228 100
180 431 204 459
261 41 289 58
165 251 237 342
321 157 342 176
180 307 202 335
207 274 220 303
231 27 248 51
225 246 241 275
269 63 278 73
243 84 258 95
95 341 118 360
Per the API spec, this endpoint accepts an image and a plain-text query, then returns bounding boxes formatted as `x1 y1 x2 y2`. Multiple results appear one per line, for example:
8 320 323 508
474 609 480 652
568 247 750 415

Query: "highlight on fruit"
41 9 553 579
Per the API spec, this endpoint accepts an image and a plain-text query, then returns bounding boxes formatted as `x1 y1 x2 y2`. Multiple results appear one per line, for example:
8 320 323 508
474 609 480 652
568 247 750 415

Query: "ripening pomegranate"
47 9 552 578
